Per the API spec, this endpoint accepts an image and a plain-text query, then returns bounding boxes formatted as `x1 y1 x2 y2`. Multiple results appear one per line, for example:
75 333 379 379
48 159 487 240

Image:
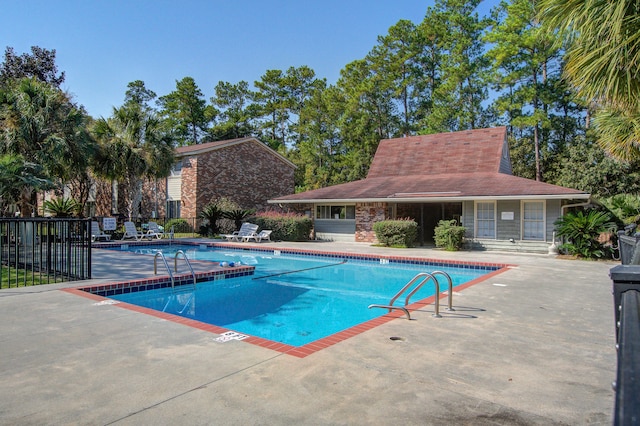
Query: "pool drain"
389 336 405 342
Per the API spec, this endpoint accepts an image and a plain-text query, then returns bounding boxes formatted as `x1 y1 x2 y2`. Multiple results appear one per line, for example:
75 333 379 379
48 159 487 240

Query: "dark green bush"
252 212 312 241
373 219 418 247
434 219 466 251
555 209 616 259
198 203 224 236
43 198 80 217
165 218 193 233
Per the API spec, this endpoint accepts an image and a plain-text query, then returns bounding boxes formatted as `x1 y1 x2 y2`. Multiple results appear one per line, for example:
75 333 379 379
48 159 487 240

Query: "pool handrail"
384 271 454 318
367 304 411 320
174 250 196 288
154 251 175 290
401 273 442 318
430 271 455 312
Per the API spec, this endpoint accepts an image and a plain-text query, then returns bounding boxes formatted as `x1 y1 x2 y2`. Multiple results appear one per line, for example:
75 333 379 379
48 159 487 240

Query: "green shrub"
43 198 80 217
555 209 617 259
165 218 193 233
434 219 466 251
373 219 418 247
252 211 312 241
198 203 224 236
222 208 256 231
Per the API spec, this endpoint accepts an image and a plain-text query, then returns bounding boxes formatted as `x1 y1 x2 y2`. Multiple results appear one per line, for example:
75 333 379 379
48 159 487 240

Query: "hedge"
252 213 313 241
373 219 418 247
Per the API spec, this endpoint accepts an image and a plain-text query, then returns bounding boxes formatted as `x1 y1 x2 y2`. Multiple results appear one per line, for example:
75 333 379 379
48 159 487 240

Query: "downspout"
561 198 592 216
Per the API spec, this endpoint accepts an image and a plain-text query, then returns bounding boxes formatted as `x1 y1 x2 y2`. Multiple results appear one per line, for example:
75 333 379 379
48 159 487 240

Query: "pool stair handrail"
368 271 454 319
154 251 175 290
431 271 455 312
174 250 197 289
153 251 197 292
367 303 412 320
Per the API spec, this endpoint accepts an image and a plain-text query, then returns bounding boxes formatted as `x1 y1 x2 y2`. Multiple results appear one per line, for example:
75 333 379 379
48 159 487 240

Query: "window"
522 201 545 240
170 160 182 176
316 205 355 220
475 202 495 238
166 200 181 219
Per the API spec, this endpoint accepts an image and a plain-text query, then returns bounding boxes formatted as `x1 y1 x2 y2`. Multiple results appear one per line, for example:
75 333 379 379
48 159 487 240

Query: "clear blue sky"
1 0 499 119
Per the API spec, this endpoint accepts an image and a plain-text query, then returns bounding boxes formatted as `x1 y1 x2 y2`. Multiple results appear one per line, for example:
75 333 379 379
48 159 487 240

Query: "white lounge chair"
122 221 145 241
222 223 259 242
91 221 110 242
146 221 164 239
243 230 272 243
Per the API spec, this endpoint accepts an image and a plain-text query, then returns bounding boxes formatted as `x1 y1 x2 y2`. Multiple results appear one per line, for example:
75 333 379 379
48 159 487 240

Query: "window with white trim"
522 201 545 240
475 202 496 238
316 205 355 219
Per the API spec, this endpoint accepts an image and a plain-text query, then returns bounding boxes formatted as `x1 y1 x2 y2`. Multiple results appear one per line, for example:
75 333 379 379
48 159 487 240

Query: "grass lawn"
1 266 63 288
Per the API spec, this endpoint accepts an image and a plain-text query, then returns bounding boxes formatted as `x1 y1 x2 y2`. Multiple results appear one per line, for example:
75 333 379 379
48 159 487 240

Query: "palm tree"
0 78 90 214
92 103 174 220
538 0 640 160
222 208 256 231
0 154 52 216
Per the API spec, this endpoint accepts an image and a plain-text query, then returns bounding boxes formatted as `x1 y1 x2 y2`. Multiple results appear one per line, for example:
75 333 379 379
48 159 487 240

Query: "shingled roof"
272 127 589 203
174 137 296 169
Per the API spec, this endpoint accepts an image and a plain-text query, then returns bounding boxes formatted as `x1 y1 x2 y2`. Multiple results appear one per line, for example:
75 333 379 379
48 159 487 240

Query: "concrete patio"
0 240 617 425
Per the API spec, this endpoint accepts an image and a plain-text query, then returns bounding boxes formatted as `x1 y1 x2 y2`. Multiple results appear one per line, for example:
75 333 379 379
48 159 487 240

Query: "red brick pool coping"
69 245 513 358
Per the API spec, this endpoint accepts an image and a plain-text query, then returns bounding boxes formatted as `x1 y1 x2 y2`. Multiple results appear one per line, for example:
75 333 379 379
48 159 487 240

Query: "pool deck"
0 239 617 425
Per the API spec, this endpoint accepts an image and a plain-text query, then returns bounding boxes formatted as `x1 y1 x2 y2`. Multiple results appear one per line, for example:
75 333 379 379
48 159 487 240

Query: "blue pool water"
109 245 494 346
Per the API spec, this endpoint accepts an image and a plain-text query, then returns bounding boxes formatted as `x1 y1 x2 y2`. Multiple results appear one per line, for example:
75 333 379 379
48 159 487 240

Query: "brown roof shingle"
271 127 589 203
367 127 507 178
273 173 587 202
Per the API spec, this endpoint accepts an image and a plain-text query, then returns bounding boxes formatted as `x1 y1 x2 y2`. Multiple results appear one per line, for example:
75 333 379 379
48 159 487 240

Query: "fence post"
610 265 640 424
618 231 640 265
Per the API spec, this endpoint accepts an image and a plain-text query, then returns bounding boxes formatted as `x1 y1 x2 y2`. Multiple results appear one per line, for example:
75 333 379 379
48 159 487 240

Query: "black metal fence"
610 263 640 425
0 218 91 288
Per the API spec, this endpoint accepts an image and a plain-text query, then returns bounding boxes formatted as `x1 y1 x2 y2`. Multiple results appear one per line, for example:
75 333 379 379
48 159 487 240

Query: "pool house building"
270 127 590 253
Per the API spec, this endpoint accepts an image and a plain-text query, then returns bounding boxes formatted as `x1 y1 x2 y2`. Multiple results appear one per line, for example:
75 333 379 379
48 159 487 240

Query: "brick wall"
355 202 387 242
181 140 295 217
86 140 295 220
180 156 198 218
140 179 166 219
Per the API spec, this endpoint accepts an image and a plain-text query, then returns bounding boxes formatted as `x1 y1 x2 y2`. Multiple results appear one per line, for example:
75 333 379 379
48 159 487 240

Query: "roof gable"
174 137 296 170
367 127 508 178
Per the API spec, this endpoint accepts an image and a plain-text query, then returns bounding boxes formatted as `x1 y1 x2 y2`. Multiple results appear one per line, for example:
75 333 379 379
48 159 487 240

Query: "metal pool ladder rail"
368 271 454 319
174 250 197 289
153 250 197 291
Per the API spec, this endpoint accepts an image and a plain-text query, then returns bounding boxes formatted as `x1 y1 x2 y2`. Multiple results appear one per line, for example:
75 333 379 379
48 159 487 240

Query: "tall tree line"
2 0 640 216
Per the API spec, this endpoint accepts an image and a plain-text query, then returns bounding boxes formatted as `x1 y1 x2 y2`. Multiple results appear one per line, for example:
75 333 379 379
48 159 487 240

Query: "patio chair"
222 223 259 242
122 221 145 241
243 230 272 243
145 221 164 239
91 221 111 242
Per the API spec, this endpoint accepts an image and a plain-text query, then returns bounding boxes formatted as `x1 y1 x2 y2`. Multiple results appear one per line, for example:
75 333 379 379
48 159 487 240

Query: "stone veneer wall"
355 202 388 242
180 141 295 218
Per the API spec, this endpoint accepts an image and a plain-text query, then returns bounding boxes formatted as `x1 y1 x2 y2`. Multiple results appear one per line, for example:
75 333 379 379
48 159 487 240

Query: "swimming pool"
99 244 502 348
